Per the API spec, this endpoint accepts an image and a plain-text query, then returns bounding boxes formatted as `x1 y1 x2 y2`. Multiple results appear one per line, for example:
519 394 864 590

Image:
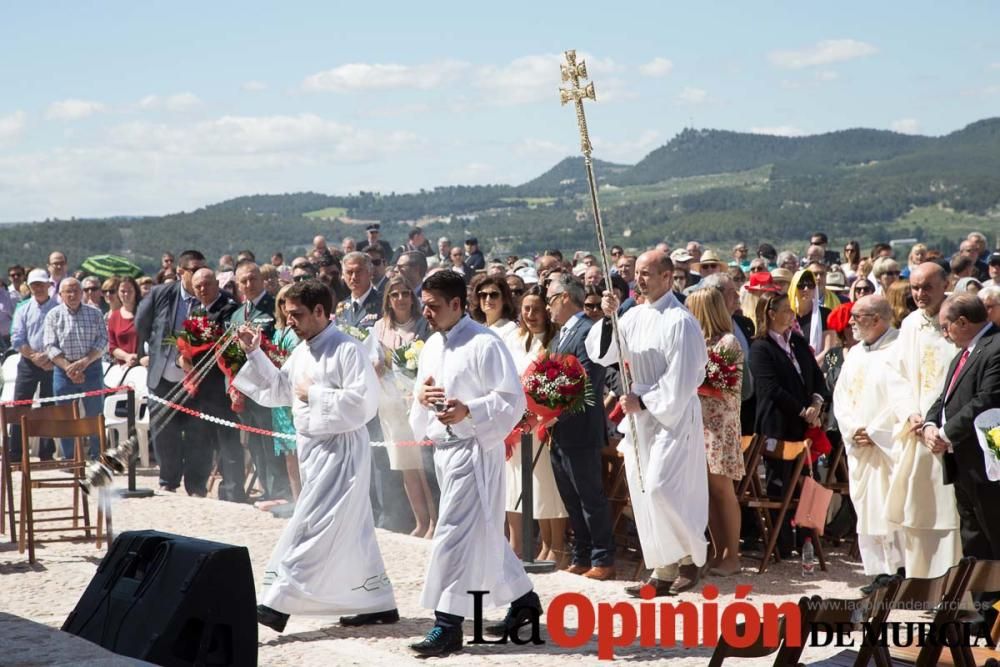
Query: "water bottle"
801 536 816 576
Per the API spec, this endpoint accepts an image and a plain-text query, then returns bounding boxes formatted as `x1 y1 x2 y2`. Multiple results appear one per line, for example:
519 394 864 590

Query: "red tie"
946 348 970 398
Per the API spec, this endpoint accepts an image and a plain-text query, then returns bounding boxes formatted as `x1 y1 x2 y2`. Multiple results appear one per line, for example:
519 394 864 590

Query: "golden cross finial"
559 50 597 156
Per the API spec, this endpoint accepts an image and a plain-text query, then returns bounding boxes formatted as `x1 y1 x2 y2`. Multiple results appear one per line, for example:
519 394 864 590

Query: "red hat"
827 302 854 334
747 272 779 293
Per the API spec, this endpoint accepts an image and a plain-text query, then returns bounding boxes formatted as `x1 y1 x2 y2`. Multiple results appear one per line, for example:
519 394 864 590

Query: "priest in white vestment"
586 250 710 597
884 263 962 578
833 296 904 584
232 280 398 633
408 270 537 658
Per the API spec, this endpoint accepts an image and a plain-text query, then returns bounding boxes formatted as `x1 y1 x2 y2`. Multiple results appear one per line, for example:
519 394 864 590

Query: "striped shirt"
44 302 108 362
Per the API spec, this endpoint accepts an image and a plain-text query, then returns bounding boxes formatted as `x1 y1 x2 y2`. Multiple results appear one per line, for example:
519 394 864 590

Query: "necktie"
946 348 970 399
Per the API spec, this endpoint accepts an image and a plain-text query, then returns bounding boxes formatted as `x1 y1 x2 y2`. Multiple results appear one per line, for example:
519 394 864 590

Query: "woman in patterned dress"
686 288 744 576
271 284 302 499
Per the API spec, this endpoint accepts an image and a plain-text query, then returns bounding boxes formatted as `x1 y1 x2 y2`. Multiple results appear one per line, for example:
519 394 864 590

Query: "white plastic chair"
104 363 126 390
120 366 150 467
1 354 20 402
102 392 129 448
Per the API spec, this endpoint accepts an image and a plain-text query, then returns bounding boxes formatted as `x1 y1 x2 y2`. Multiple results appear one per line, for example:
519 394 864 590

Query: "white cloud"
592 130 662 162
768 39 877 69
890 118 921 134
240 80 267 92
138 93 202 112
0 111 26 143
477 52 621 106
45 99 107 120
639 57 674 77
677 87 708 104
750 125 806 137
302 60 469 93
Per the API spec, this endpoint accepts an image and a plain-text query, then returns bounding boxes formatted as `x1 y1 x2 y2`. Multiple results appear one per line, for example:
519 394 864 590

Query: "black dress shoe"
485 591 542 636
410 625 463 656
669 563 702 595
860 573 893 595
257 604 289 633
340 608 400 626
625 578 674 598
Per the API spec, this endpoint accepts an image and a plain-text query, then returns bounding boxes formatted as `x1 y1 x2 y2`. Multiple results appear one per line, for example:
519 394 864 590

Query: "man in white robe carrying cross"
233 279 399 633
586 249 710 597
408 270 539 657
833 295 905 591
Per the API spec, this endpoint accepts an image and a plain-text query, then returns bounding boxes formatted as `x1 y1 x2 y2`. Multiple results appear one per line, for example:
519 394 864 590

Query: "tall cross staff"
559 49 644 493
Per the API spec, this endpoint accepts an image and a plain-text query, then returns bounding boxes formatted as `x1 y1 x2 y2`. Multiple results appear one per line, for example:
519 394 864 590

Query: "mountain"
516 157 632 196
1 117 998 271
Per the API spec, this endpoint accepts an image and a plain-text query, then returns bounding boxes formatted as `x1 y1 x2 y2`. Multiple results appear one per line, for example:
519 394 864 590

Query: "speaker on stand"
63 530 258 666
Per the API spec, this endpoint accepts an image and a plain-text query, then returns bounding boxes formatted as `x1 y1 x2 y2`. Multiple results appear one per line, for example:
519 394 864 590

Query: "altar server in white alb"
586 249 710 598
408 270 539 658
833 295 905 590
233 280 398 633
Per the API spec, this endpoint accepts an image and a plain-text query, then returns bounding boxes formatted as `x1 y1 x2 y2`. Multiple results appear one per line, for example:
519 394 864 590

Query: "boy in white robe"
586 249 710 597
833 296 904 588
408 270 537 657
233 280 398 633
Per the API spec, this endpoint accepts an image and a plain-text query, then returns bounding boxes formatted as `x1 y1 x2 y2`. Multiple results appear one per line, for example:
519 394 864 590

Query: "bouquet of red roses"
698 346 741 399
504 352 594 459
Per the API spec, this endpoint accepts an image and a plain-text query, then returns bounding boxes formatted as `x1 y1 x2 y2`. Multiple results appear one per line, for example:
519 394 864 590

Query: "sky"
1 1 998 222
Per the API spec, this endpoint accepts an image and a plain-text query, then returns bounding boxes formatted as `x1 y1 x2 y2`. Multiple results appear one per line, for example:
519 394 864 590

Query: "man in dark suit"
230 259 290 504
356 223 393 261
136 249 214 495
922 293 1000 628
545 274 614 580
336 252 382 329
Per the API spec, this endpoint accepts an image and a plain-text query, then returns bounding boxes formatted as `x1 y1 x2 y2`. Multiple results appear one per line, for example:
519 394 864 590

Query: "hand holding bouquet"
698 346 741 399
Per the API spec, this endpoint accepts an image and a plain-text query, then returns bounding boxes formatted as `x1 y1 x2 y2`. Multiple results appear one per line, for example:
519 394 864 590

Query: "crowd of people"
4 223 1000 653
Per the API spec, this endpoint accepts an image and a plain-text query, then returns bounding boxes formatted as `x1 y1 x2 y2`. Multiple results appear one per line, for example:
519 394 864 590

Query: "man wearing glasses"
365 246 389 292
81 276 107 314
47 251 68 301
7 265 25 303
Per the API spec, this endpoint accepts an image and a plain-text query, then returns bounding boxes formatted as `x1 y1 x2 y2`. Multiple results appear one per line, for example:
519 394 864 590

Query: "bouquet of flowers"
504 352 594 459
973 410 1000 482
698 346 741 399
339 324 369 342
389 340 424 379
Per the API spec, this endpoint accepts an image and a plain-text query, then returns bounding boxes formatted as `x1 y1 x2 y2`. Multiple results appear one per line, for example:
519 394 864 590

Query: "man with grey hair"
546 274 614 580
81 275 106 313
979 285 1000 327
834 295 904 591
776 250 799 272
803 244 826 267
337 251 380 329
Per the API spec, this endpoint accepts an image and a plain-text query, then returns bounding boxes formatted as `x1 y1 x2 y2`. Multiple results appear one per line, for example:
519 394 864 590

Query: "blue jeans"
53 362 104 459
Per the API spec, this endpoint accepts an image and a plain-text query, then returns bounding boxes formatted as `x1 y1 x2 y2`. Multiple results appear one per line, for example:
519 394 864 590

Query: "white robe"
585 290 710 569
232 324 396 616
409 316 532 619
884 309 962 578
833 329 904 576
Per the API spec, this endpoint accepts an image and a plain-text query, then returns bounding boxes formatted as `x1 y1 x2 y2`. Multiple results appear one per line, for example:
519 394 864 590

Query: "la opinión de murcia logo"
468 586 1000 660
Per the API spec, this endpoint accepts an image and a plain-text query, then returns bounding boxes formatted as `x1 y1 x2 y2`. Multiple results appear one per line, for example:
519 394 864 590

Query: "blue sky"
1 1 998 221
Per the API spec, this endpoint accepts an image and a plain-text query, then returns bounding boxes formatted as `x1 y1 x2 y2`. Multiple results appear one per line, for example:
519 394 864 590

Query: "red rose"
545 367 560 381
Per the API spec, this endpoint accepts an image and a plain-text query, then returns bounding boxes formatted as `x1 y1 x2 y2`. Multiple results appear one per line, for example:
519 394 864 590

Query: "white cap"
515 266 539 285
27 269 51 285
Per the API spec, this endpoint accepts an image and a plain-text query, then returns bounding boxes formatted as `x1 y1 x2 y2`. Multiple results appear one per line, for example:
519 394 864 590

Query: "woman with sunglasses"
372 276 436 539
468 274 518 337
583 285 604 322
842 241 862 281
849 277 876 302
788 269 836 363
500 284 568 565
506 274 527 312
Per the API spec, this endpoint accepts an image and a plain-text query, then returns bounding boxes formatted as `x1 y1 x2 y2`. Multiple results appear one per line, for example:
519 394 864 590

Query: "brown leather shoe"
564 563 590 575
669 563 702 595
624 578 673 598
583 565 616 581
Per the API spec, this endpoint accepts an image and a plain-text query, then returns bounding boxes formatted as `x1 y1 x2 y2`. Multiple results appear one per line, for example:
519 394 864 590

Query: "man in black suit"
336 252 382 329
356 223 393 261
545 274 614 580
136 249 213 495
230 259 290 504
922 293 1000 627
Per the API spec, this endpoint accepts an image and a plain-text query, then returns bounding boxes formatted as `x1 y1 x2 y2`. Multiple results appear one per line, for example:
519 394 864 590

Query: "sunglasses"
9 274 22 279
102 289 114 295
509 288 525 296
478 290 502 300
293 275 314 282
797 283 816 291
584 302 602 310
855 286 875 294
371 259 383 266
83 286 100 292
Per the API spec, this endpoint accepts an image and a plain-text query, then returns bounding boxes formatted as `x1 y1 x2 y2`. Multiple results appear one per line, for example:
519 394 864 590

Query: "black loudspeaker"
62 530 258 666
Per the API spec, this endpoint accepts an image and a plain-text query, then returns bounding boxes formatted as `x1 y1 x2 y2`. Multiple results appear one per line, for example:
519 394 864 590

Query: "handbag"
792 442 834 536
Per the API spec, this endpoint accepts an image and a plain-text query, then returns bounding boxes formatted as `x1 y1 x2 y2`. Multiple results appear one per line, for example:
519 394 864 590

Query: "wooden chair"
19 414 110 563
946 558 1000 667
0 403 78 543
739 438 828 574
706 598 793 666
601 439 645 577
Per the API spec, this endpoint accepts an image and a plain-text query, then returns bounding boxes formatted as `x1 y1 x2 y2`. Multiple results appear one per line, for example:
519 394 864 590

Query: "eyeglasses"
102 289 114 295
83 286 100 292
849 311 874 321
797 283 816 291
854 286 875 295
509 288 525 296
584 302 602 311
293 275 313 282
371 259 383 266
8 273 22 279
478 290 502 301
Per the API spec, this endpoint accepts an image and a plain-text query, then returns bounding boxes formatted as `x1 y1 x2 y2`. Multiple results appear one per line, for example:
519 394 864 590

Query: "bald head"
910 262 948 315
192 268 220 306
853 295 892 343
635 250 674 302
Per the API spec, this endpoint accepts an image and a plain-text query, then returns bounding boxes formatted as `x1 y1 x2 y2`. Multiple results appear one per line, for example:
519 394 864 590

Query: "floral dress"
271 327 300 455
701 333 744 480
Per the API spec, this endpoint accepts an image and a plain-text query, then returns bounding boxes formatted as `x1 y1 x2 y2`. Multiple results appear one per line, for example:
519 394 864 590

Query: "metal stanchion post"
520 431 554 573
119 388 153 499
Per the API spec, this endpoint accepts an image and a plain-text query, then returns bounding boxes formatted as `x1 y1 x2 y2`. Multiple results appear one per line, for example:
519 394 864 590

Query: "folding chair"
741 438 828 574
946 558 1000 667
19 413 111 563
707 597 793 666
0 403 77 543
